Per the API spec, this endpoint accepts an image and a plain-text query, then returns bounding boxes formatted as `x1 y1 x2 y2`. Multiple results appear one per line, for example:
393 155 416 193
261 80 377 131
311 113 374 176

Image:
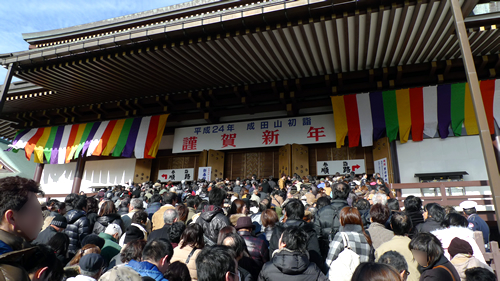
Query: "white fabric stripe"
13 128 38 149
134 116 152 159
423 85 438 138
356 93 373 147
57 125 73 164
86 121 110 157
493 79 500 129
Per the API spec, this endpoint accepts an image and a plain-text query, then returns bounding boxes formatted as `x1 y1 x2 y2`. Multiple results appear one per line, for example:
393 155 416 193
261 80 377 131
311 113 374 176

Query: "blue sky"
0 0 186 84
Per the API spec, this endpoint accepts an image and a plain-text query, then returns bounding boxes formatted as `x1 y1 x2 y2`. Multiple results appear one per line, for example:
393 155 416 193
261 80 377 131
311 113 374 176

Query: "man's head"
74 196 88 211
284 199 304 221
79 253 105 279
130 198 143 211
378 250 409 281
460 200 478 217
387 198 400 212
222 233 246 261
404 195 422 212
465 267 496 281
104 223 122 240
209 187 226 207
185 195 201 209
196 245 238 281
163 192 177 205
370 204 391 224
142 239 173 274
279 225 307 253
0 176 44 241
163 209 178 225
391 212 412 236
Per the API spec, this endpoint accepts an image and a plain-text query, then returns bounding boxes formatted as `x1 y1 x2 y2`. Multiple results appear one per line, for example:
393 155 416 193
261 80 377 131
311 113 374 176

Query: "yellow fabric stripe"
34 127 51 163
148 114 170 157
396 89 412 143
101 119 126 156
331 96 348 148
67 124 87 162
463 83 479 135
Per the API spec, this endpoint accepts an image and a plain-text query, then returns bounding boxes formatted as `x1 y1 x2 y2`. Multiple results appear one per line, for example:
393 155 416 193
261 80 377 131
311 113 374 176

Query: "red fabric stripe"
144 115 160 158
480 80 496 134
409 87 424 141
92 120 117 156
64 125 80 163
344 95 361 147
25 128 44 161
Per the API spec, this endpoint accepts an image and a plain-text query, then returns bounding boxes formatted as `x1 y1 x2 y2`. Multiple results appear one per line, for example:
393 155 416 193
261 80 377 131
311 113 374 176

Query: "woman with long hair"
86 197 99 231
170 224 205 280
92 200 124 234
325 207 373 276
228 199 248 226
67 244 101 266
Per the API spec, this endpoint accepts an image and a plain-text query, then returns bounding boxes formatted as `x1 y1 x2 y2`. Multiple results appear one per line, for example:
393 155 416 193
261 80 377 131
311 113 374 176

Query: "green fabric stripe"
74 123 94 159
383 90 399 142
451 83 466 136
43 127 58 162
112 118 134 157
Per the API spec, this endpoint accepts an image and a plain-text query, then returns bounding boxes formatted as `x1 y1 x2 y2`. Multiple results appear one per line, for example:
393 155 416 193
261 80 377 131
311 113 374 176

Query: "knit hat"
123 226 145 245
99 265 142 281
82 234 105 249
79 253 104 272
51 214 67 229
448 237 473 258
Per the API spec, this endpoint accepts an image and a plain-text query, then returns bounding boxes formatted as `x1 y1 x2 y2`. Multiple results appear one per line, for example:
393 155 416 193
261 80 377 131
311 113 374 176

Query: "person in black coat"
64 196 90 255
417 203 445 234
404 196 425 237
269 199 323 273
33 214 67 245
313 182 350 258
409 232 460 281
92 200 125 235
259 225 327 281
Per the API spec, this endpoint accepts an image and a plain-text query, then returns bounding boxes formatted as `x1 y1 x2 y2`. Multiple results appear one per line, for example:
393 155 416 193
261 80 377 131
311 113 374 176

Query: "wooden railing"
391 180 495 221
474 231 500 279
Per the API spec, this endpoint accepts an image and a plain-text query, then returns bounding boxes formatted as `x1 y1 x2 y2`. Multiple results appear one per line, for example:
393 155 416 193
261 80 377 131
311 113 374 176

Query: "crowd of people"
0 173 496 281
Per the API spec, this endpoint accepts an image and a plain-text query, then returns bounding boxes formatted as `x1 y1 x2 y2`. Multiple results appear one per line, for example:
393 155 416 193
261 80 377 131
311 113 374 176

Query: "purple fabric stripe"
81 122 101 157
369 91 386 141
121 117 143 158
5 129 29 151
50 126 65 164
437 84 452 139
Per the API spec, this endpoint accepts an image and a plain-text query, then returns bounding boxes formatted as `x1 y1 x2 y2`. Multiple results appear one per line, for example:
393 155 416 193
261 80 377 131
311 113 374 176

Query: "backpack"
329 205 342 241
327 232 360 281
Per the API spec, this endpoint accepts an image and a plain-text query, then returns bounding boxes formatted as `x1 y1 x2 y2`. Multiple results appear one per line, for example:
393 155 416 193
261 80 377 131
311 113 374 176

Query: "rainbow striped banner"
331 79 500 148
8 114 169 164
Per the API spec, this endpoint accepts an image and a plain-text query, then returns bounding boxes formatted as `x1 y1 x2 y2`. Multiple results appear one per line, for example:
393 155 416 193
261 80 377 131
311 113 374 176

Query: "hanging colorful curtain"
331 79 500 147
8 114 169 164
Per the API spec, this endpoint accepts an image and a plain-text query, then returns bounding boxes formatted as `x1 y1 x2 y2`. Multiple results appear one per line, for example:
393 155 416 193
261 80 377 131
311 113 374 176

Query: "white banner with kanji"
158 168 195 182
172 114 336 153
316 160 366 175
374 158 389 183
198 167 212 181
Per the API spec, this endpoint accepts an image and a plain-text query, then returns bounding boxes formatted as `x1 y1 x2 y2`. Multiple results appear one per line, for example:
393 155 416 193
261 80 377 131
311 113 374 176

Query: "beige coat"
375 235 420 281
170 243 201 280
450 253 493 281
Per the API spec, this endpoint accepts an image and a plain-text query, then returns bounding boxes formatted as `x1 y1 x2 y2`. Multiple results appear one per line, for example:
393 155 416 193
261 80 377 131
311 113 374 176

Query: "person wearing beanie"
33 214 67 245
81 234 105 249
448 237 493 281
119 225 145 247
68 253 105 281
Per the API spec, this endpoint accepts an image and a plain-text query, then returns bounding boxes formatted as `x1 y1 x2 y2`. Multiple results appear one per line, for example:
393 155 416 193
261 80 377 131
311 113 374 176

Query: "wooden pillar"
450 0 500 231
33 163 44 184
0 63 17 115
71 156 86 194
